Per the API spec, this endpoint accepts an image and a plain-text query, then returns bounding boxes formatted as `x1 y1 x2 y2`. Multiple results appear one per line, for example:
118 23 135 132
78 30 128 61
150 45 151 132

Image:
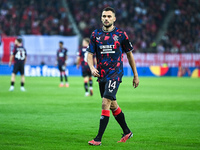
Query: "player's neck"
103 25 115 32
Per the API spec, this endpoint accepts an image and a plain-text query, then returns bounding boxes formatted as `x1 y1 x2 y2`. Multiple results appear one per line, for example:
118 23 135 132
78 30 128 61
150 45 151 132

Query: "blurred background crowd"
0 0 73 36
0 0 200 53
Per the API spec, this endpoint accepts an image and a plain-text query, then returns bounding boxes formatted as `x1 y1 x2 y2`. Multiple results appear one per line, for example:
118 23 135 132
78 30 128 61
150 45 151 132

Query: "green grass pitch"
0 76 200 150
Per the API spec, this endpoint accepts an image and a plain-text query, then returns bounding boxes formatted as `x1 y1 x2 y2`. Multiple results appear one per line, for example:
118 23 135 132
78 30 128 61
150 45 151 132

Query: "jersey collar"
102 26 116 33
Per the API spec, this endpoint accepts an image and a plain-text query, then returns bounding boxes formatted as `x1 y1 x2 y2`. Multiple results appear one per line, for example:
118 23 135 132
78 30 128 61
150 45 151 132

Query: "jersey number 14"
108 80 116 89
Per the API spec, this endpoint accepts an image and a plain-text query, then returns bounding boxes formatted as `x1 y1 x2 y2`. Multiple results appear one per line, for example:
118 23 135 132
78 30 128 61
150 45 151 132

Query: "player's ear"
114 16 116 22
14 40 17 45
101 15 103 22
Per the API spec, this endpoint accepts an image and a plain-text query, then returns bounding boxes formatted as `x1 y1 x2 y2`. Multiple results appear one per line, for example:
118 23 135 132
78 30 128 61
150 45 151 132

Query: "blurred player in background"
177 61 191 77
87 7 139 146
76 38 96 96
56 41 69 87
9 38 27 91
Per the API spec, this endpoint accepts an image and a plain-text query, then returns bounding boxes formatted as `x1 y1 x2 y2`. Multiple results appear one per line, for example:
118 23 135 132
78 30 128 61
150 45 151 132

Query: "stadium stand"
161 0 200 53
0 0 74 36
68 0 171 53
0 0 199 53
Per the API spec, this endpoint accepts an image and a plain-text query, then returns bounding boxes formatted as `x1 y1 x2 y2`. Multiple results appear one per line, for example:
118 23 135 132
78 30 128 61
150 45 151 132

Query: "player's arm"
9 46 16 66
126 52 139 88
93 56 97 67
65 55 68 66
24 49 27 64
87 31 99 77
87 52 100 77
24 56 27 64
9 55 14 67
76 50 81 69
64 48 68 66
55 52 58 66
76 56 80 69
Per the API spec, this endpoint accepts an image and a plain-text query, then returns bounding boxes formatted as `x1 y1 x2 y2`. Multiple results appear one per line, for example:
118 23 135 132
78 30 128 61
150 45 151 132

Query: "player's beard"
103 22 113 29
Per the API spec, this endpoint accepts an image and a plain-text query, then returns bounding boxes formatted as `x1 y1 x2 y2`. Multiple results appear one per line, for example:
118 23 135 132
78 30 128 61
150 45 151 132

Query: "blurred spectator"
157 43 165 53
0 0 74 36
1 0 199 53
68 0 170 53
163 0 200 53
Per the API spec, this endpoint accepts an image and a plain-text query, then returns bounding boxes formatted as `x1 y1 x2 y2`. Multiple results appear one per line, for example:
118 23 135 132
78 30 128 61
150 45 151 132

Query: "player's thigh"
13 63 20 74
58 64 65 72
82 67 91 77
19 63 25 75
82 70 88 77
86 70 92 77
58 65 62 71
87 68 92 77
61 65 66 71
103 80 120 100
99 82 106 98
83 76 89 82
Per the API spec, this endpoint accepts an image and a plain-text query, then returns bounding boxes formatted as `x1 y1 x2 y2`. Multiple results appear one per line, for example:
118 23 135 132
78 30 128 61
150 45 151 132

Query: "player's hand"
9 62 11 67
133 76 139 88
76 64 80 69
91 68 100 77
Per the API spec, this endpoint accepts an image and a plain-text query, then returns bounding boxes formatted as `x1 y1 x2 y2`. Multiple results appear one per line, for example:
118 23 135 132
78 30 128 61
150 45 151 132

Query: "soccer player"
9 38 27 91
177 61 191 77
76 38 95 96
87 7 139 146
56 41 69 87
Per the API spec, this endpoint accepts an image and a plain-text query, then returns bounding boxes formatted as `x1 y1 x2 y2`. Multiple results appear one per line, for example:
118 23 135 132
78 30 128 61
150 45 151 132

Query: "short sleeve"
24 48 27 56
11 46 17 55
77 49 81 57
122 31 134 53
87 31 96 54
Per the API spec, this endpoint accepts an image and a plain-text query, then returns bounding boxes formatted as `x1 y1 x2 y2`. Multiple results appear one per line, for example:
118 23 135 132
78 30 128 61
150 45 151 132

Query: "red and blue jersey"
78 46 89 69
87 26 134 82
57 48 67 65
11 45 27 64
77 46 96 69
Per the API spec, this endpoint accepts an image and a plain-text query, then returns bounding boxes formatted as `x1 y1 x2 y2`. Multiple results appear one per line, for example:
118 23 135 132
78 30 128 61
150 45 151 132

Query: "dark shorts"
58 64 66 72
13 62 24 75
82 66 92 77
99 80 120 100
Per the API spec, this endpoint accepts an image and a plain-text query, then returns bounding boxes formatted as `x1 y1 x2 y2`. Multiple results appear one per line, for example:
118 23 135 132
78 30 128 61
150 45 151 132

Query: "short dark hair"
83 38 90 43
17 38 22 43
103 7 115 14
59 41 63 45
